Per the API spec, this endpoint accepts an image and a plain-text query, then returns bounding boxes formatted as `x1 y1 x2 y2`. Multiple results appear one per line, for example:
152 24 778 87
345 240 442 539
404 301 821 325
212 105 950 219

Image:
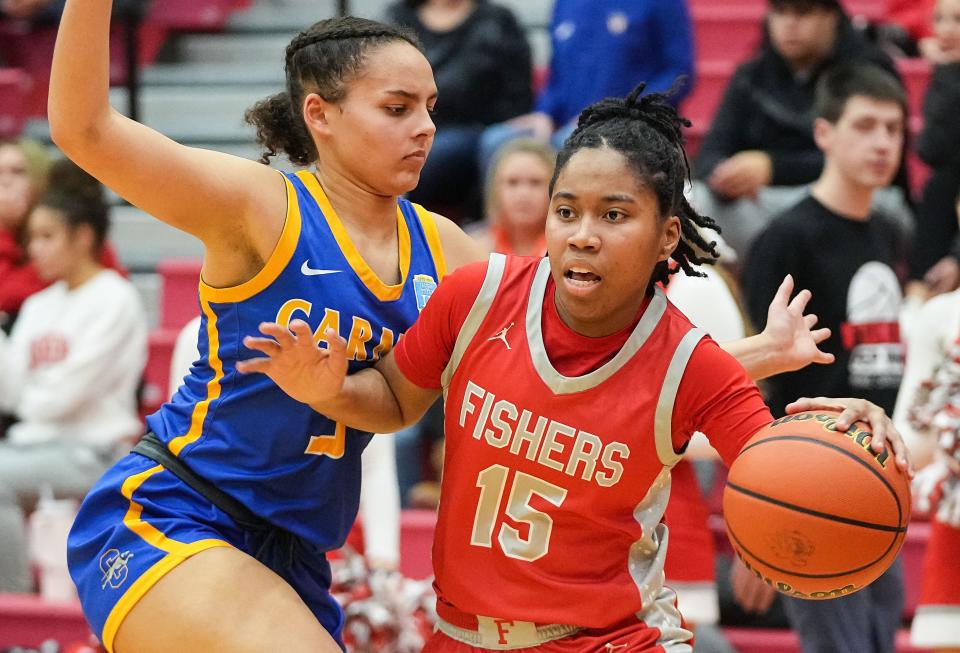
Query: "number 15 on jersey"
471 464 568 562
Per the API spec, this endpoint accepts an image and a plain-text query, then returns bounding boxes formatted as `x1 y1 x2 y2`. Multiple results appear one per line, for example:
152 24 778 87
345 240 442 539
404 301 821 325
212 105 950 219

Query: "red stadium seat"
0 68 30 137
158 258 202 330
682 60 736 129
142 327 179 416
691 5 764 64
688 0 886 21
145 0 241 31
897 58 932 119
0 593 90 649
399 509 437 580
723 627 924 653
691 2 889 64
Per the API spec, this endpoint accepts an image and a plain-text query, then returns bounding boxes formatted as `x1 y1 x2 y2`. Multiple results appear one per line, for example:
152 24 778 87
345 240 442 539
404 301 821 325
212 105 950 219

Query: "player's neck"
810 175 873 222
313 170 400 240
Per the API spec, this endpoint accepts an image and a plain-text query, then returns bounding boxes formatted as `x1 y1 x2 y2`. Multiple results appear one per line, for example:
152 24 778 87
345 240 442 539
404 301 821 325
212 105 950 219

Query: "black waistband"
131 433 305 568
132 432 268 532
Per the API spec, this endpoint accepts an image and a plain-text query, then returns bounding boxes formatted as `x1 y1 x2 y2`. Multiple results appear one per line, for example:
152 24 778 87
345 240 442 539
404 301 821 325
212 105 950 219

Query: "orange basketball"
722 410 910 600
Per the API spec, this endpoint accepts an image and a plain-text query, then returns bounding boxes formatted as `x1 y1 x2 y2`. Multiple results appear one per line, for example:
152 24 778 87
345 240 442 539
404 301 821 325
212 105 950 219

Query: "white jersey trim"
654 328 707 467
641 585 695 652
526 258 668 395
441 253 507 390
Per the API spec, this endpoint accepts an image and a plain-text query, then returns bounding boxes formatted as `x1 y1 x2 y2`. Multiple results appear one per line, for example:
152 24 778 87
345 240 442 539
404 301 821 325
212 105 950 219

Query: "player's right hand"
238 321 348 407
729 555 776 615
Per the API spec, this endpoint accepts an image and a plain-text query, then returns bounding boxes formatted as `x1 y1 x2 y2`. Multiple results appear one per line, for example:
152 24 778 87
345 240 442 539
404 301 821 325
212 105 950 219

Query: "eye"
385 105 407 116
556 206 575 219
604 209 626 222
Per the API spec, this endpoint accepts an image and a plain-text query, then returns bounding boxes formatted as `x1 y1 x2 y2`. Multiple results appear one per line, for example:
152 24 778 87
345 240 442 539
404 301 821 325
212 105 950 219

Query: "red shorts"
423 618 694 653
911 520 960 648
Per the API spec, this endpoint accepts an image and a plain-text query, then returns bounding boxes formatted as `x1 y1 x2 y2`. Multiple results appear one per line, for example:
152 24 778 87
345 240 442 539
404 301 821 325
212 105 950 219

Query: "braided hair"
245 16 422 166
550 83 720 288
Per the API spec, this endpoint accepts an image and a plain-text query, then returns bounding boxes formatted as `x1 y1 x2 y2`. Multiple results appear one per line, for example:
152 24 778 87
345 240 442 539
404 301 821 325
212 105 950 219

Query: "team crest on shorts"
100 548 135 589
413 274 438 312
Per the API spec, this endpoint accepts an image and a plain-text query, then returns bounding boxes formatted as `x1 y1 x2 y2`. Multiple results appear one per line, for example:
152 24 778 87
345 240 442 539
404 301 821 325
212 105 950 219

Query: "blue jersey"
145 170 446 549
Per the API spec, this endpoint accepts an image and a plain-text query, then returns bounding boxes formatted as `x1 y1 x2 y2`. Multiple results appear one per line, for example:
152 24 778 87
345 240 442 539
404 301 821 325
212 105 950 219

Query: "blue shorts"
67 452 344 652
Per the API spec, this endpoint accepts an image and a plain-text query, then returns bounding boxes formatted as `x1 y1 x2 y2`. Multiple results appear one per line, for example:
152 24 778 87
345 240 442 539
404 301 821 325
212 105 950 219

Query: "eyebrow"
551 191 637 203
383 89 439 101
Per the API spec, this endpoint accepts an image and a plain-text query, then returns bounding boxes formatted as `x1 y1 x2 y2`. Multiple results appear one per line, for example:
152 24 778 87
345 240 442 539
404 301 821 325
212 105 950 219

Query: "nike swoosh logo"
301 261 342 276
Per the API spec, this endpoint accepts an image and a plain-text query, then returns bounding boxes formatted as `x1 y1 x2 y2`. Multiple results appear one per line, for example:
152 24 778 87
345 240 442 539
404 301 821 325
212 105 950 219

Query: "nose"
872 126 899 153
417 107 436 140
567 215 600 250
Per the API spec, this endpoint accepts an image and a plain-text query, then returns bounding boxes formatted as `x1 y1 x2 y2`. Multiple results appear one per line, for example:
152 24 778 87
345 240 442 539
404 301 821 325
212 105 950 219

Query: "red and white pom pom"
331 546 436 653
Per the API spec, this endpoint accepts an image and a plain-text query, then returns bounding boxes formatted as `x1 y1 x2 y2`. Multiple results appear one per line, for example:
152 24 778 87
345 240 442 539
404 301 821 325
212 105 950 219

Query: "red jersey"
394 255 772 637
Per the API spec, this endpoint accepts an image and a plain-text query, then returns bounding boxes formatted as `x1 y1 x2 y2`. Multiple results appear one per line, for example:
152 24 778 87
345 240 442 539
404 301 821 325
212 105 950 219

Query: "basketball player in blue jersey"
48 4 483 652
47 3 889 653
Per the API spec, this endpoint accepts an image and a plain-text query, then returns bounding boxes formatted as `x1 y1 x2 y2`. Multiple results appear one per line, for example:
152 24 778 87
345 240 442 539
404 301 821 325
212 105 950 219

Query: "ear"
73 222 97 256
303 93 334 138
659 215 681 262
813 117 833 153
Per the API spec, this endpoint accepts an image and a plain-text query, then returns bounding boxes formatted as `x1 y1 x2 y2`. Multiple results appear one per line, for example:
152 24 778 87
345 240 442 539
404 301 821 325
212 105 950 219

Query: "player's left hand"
785 397 912 475
762 274 834 372
238 320 348 407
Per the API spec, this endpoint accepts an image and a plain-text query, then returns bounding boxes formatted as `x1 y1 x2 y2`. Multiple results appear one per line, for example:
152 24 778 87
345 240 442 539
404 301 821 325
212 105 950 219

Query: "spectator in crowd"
0 159 147 592
0 0 64 23
908 0 960 298
0 138 125 332
386 0 532 221
872 0 935 58
743 64 907 653
0 138 51 331
469 138 553 255
477 0 694 175
692 0 908 258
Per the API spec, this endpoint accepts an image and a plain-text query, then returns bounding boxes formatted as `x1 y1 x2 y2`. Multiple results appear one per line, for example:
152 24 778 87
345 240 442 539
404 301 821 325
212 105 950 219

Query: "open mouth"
564 267 602 287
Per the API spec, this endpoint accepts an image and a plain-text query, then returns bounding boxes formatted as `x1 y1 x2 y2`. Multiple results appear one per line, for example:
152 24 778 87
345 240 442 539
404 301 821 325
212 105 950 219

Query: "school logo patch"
413 274 438 312
100 548 135 589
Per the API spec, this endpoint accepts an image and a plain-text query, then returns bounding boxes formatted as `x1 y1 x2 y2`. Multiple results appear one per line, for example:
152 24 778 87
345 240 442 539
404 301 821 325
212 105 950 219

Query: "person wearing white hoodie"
0 159 146 592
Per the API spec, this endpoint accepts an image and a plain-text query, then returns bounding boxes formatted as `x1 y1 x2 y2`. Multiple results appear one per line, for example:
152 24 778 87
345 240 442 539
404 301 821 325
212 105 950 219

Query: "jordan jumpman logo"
488 322 515 350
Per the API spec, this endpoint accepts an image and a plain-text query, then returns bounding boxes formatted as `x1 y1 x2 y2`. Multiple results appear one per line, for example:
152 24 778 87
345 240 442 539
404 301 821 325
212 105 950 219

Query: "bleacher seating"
158 259 202 331
0 593 89 650
0 67 30 138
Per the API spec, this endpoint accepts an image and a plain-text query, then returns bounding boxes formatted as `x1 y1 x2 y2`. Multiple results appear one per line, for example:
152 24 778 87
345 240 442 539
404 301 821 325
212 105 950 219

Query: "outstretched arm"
49 0 284 284
238 321 439 433
720 275 833 381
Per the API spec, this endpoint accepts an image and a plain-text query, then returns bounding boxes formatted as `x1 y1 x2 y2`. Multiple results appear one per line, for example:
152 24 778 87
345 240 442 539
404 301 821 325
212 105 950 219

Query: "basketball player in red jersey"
241 86 910 652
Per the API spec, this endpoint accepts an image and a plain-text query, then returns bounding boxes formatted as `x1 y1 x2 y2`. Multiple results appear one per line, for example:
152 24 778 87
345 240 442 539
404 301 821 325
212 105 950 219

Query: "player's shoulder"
440 253 540 297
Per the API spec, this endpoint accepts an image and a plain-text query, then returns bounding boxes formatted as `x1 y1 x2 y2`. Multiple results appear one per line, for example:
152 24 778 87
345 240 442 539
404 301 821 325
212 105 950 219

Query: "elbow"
48 107 105 158
49 120 91 159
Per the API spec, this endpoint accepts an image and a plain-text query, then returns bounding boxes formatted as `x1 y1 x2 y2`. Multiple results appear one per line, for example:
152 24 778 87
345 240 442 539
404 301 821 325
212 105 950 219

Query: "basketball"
722 410 911 600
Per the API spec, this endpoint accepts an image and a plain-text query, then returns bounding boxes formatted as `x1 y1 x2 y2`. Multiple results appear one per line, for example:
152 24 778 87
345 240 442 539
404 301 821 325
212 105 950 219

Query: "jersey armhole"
654 328 708 467
412 203 448 281
440 253 507 389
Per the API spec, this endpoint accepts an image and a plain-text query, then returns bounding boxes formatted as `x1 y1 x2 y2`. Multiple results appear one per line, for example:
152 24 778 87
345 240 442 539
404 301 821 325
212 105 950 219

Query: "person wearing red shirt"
242 86 909 652
0 139 125 331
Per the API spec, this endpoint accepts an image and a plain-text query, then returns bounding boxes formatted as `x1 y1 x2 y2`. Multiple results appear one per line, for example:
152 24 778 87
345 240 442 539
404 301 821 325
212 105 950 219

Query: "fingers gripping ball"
722 410 911 600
